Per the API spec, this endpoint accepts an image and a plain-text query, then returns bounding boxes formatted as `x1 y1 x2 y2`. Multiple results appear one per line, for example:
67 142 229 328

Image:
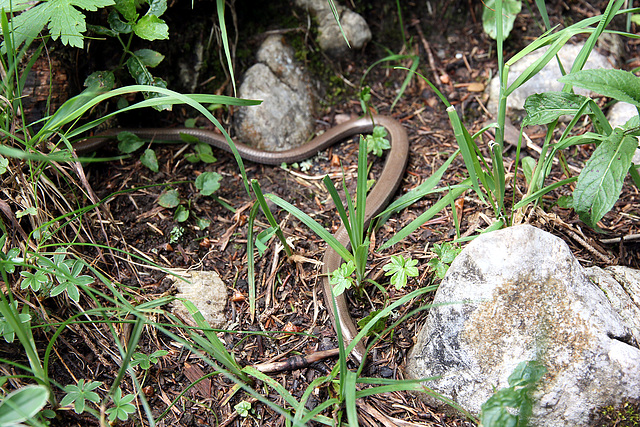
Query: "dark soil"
7 1 640 426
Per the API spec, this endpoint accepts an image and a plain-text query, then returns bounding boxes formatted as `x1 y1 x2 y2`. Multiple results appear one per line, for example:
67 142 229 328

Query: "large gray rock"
405 225 640 426
234 35 315 151
295 0 371 56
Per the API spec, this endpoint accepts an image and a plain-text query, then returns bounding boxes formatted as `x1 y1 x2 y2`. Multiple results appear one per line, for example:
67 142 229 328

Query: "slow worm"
73 114 409 363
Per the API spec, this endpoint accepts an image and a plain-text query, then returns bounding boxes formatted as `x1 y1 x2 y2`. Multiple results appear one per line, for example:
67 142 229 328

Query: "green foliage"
0 301 30 343
140 148 158 171
0 0 115 49
130 350 168 370
357 309 387 336
60 379 103 414
40 249 94 303
482 0 522 40
331 260 357 296
572 127 637 228
365 126 390 157
169 225 184 244
480 361 547 427
426 242 461 279
185 139 218 164
195 171 222 196
382 255 418 289
523 68 640 228
174 205 189 222
599 401 640 426
106 387 136 422
234 400 252 417
0 385 49 426
158 189 180 208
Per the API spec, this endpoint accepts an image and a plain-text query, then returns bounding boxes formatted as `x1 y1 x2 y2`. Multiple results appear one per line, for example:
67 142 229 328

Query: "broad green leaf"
108 9 132 33
134 48 164 67
116 131 145 153
113 0 137 22
573 128 637 228
140 148 158 171
482 0 522 40
0 385 49 424
559 69 640 108
133 14 169 41
158 189 180 208
521 156 536 186
174 205 189 222
84 71 115 91
195 171 222 196
147 0 167 16
523 92 591 126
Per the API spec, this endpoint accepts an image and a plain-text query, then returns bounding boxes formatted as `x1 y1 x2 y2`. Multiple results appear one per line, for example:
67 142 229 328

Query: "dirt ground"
10 0 640 426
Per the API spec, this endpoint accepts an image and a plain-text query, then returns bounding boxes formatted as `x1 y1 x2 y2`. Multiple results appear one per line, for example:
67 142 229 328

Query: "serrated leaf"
573 128 637 228
140 149 158 171
158 189 180 208
523 92 591 126
134 48 164 67
482 0 522 40
559 69 640 108
133 14 169 41
6 0 115 49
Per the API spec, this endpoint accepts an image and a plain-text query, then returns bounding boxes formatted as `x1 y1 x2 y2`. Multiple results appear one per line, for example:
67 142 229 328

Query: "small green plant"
395 0 637 244
130 350 168 370
60 379 102 415
427 242 461 279
169 226 184 244
523 69 640 229
599 401 640 426
106 387 136 423
234 400 252 418
480 360 547 427
382 255 419 289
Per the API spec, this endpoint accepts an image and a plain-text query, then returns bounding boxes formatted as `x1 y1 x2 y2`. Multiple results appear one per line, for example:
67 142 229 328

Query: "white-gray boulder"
295 0 371 56
405 225 640 426
234 35 315 151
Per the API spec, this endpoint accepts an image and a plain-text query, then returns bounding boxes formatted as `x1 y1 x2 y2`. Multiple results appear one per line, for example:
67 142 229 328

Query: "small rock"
169 269 228 328
234 35 315 151
405 225 640 426
295 0 371 56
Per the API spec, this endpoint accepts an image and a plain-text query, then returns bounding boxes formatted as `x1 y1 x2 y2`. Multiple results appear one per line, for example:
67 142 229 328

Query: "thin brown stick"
252 348 339 373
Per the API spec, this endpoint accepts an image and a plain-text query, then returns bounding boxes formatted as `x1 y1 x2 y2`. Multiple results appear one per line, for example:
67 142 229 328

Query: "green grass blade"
514 177 578 209
380 182 470 251
216 0 236 95
378 149 460 223
246 201 261 322
251 179 293 257
323 175 353 245
264 193 352 262
345 370 358 426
